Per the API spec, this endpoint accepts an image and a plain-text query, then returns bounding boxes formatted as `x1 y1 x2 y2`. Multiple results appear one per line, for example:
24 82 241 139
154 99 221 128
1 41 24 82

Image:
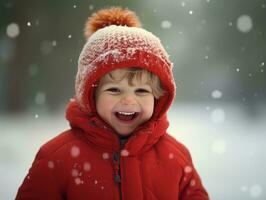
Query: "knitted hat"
75 7 176 119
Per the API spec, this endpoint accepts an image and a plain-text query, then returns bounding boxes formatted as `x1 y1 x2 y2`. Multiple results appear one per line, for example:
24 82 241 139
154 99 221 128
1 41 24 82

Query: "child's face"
95 69 155 136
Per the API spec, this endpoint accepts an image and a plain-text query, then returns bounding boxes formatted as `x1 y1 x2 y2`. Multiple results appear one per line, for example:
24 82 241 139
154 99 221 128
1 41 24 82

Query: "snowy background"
1 104 266 200
1 0 266 199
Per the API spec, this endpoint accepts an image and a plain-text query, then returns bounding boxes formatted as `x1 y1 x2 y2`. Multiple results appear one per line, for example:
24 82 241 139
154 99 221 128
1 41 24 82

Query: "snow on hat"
75 7 176 119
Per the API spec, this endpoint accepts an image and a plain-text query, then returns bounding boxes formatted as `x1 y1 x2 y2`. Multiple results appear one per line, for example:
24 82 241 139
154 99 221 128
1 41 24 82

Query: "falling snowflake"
211 90 222 99
72 169 79 177
168 153 174 159
52 40 57 46
190 179 196 186
211 108 225 124
71 146 80 157
48 161 54 169
161 21 172 29
249 184 263 198
102 152 109 160
121 150 129 157
83 162 91 171
184 166 193 173
6 23 20 38
75 177 82 185
236 15 253 33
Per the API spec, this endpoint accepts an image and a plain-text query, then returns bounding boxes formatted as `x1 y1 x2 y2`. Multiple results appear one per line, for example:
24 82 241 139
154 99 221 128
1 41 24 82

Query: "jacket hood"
68 21 176 151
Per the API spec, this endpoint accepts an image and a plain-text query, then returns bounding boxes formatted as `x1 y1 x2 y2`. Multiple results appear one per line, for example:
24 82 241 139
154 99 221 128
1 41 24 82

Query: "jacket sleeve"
179 149 209 200
15 148 64 200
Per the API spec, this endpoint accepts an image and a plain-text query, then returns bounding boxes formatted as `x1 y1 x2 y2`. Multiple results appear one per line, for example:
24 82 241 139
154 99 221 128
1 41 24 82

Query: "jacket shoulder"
37 129 81 160
156 134 193 164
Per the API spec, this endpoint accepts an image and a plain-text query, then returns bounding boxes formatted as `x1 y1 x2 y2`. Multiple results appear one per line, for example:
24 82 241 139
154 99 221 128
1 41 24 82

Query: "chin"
116 129 133 136
117 131 132 136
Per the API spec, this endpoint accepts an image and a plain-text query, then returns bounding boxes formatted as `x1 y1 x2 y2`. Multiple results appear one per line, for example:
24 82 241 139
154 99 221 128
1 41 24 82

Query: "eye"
135 88 151 94
106 87 120 93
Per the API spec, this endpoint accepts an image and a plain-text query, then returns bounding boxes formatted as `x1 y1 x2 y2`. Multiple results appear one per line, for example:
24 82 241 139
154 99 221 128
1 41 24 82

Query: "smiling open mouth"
115 111 139 121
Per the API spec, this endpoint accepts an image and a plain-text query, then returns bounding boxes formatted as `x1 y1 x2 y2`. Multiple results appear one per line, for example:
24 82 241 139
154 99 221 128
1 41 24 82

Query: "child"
16 7 209 200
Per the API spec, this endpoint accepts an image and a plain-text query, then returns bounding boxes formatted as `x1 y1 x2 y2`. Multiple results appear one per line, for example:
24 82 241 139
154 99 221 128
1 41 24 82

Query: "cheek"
96 95 116 117
141 97 155 116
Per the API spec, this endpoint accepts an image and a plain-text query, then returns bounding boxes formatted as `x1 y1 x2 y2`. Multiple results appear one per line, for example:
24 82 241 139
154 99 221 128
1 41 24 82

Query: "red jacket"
16 100 209 200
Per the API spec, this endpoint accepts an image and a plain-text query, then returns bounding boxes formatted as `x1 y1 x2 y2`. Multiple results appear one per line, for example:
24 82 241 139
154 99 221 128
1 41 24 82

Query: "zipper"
113 151 122 200
113 137 128 200
113 145 122 199
113 152 121 184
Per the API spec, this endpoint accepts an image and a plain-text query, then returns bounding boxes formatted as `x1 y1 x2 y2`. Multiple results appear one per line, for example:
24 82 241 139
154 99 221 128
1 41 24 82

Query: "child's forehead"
99 76 115 85
96 69 126 85
100 68 133 82
98 68 150 86
100 69 127 82
108 68 128 76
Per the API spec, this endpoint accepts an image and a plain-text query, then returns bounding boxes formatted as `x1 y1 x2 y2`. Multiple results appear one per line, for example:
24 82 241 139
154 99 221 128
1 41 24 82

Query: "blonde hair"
105 67 166 99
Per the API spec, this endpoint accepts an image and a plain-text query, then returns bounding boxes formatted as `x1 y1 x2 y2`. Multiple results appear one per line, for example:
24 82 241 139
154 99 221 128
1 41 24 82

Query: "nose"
120 94 136 105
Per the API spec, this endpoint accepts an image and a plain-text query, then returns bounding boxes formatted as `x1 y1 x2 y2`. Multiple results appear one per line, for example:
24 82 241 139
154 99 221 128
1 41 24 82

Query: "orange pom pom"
84 7 141 39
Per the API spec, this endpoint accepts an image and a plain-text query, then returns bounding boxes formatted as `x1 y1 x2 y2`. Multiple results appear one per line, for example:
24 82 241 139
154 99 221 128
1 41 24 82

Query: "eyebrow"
99 77 152 88
98 82 118 90
99 80 118 87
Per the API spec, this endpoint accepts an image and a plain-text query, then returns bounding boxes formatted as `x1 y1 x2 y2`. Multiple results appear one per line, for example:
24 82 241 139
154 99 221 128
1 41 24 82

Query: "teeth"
118 111 135 115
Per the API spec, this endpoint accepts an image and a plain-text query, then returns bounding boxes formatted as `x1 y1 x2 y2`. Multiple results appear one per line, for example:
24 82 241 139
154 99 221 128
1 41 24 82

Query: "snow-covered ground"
0 103 265 200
